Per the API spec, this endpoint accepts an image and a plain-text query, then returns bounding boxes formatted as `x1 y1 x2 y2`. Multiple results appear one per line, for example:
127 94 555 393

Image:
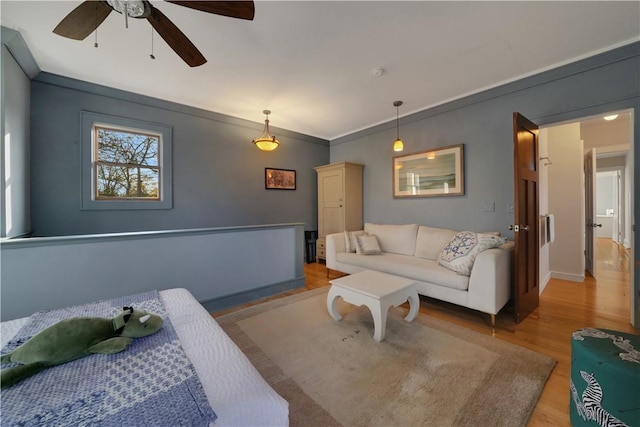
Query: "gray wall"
29 73 329 236
1 44 31 238
329 43 640 242
1 224 305 321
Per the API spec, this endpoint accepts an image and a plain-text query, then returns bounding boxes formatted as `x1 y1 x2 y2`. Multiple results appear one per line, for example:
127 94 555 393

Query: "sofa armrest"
326 232 346 270
466 241 514 315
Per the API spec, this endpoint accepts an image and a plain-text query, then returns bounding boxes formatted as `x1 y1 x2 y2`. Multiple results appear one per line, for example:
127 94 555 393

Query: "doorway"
539 109 634 324
595 168 631 278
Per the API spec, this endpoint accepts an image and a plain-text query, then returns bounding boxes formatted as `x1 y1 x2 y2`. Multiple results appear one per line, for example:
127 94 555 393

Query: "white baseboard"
623 238 631 249
550 271 585 282
539 272 552 294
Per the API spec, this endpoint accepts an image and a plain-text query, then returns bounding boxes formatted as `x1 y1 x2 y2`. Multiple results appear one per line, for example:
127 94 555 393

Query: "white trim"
551 271 585 282
539 271 552 294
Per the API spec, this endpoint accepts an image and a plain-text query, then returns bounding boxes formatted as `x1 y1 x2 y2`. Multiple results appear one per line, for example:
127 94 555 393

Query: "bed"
1 288 289 426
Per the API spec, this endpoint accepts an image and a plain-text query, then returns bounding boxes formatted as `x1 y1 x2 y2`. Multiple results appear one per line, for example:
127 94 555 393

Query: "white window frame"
81 112 172 210
93 124 161 201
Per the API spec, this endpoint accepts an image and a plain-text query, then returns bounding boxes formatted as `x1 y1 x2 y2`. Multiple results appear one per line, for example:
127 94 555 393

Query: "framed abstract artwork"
392 144 464 198
265 168 296 190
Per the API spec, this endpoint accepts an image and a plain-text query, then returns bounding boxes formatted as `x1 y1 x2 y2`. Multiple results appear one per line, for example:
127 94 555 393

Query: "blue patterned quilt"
1 291 217 426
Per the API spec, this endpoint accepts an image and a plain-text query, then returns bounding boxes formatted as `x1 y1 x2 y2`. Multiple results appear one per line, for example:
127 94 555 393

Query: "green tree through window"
82 112 172 210
94 126 160 199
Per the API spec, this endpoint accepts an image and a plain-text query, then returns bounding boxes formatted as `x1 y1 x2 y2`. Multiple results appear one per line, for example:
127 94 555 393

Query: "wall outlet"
483 201 495 212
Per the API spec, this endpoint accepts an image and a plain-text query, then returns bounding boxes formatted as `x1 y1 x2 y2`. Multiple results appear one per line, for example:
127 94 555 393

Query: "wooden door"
584 149 597 277
512 112 540 324
612 171 621 244
318 169 344 237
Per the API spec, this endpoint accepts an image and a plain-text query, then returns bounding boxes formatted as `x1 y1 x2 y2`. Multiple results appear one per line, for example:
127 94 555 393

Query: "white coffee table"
327 270 419 342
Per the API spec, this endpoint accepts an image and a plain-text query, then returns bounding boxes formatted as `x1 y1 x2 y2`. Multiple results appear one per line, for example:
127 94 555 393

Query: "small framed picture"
265 168 296 190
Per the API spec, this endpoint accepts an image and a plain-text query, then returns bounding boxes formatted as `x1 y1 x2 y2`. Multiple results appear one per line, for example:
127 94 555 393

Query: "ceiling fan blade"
53 1 113 40
147 6 207 67
165 1 255 20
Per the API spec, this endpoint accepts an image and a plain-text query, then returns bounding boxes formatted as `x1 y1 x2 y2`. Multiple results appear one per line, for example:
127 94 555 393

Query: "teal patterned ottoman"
570 328 640 427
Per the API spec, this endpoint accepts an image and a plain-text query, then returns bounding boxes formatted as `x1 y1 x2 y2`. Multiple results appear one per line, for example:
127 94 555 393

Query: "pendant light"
253 110 280 151
393 101 404 152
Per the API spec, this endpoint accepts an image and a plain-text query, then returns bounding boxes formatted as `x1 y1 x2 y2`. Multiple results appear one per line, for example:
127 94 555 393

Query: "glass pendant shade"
253 110 280 151
254 137 279 151
393 100 404 152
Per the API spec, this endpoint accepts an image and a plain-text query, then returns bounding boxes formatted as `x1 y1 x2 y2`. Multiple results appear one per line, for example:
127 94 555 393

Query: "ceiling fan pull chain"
150 29 155 60
124 2 129 29
94 2 99 48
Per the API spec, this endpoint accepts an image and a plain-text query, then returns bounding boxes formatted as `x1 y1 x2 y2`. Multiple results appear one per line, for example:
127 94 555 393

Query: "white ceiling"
2 1 639 140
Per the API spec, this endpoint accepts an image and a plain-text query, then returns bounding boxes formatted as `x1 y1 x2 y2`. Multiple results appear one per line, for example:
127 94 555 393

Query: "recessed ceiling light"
603 114 619 121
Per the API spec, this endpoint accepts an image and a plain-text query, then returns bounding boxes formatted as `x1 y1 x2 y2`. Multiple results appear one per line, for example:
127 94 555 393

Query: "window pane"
97 164 159 198
97 128 159 166
82 111 172 210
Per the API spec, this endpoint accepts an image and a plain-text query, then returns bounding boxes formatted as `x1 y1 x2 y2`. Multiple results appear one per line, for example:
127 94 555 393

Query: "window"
94 125 160 200
82 112 172 210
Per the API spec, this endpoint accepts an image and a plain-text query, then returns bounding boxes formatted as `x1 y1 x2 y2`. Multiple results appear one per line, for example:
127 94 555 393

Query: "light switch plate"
483 201 495 212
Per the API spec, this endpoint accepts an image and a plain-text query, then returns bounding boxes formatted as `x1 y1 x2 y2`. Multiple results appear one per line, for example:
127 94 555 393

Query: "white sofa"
326 223 514 325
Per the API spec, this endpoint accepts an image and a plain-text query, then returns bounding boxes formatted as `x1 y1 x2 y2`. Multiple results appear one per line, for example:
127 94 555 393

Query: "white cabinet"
314 162 364 261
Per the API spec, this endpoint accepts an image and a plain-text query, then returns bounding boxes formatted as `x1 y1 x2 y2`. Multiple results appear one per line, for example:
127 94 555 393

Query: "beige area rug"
217 288 555 427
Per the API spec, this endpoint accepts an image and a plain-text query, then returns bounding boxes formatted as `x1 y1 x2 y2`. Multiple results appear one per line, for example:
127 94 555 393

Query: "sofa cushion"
344 230 367 253
364 223 418 256
336 252 470 291
414 226 458 260
355 234 382 255
438 231 506 276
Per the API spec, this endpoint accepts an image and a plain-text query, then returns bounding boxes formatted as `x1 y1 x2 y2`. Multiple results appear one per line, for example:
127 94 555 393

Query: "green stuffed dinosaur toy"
1 306 163 389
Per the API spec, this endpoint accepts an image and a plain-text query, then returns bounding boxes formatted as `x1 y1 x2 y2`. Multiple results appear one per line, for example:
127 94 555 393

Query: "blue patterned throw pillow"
438 231 506 275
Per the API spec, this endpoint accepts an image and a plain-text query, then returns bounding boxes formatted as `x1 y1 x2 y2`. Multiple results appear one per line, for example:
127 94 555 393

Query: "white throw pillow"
414 226 458 260
355 234 382 255
363 223 418 256
344 230 367 253
438 231 506 275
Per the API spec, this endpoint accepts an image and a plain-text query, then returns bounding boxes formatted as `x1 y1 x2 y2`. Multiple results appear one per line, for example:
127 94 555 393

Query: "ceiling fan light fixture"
393 100 404 152
107 0 150 18
253 110 280 151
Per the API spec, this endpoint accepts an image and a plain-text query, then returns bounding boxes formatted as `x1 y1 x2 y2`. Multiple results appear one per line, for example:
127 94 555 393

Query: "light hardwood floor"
213 238 636 426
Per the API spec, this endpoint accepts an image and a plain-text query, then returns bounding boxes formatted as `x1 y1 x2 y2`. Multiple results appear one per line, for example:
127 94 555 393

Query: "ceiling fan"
53 1 255 67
